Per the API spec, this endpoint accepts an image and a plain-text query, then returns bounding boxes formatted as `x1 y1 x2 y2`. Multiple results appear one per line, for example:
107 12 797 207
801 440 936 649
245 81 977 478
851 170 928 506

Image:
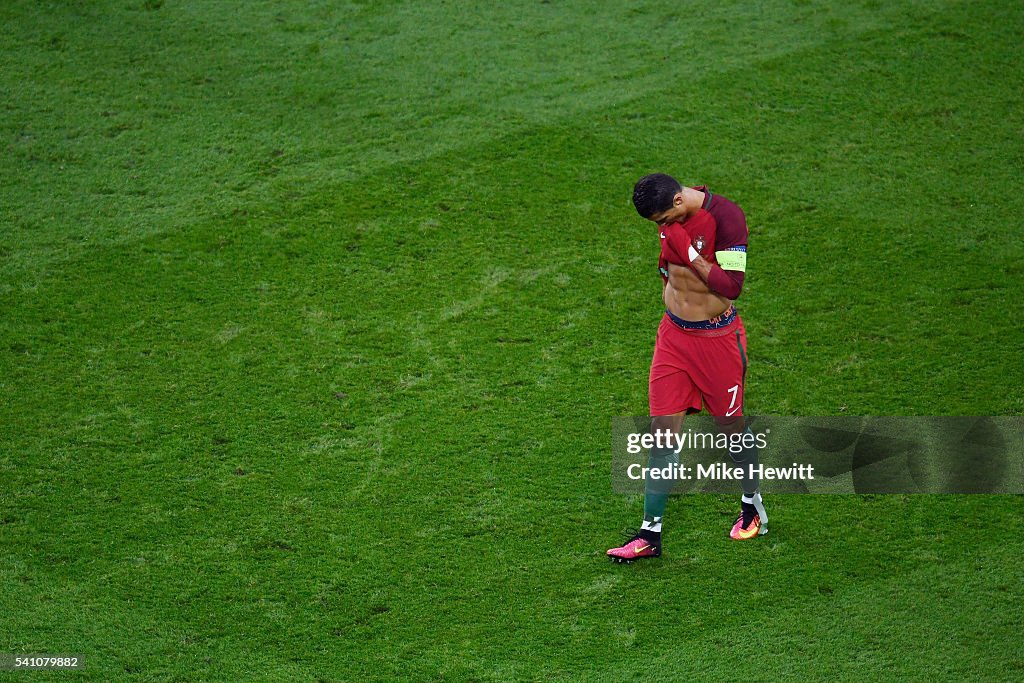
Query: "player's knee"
651 414 683 433
714 415 744 434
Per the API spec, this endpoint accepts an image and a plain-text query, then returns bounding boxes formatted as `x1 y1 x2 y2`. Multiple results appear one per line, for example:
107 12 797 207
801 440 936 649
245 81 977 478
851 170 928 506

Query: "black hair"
632 173 682 218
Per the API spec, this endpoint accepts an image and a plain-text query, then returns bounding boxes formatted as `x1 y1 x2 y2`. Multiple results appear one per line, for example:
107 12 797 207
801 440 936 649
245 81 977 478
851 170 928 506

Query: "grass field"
2 0 1023 680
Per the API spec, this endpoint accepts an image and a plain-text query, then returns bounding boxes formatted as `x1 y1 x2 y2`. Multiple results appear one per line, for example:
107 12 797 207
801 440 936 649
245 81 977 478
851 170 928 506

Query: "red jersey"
656 187 748 299
657 208 717 282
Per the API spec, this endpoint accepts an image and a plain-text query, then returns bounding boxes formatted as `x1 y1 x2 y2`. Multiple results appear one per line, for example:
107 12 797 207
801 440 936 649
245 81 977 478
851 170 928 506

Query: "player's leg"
607 410 688 563
716 416 760 497
696 320 767 539
608 317 699 562
641 412 684 538
716 414 768 539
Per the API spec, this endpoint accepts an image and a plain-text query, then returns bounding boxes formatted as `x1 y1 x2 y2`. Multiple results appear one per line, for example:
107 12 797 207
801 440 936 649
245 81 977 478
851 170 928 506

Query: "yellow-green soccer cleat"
730 493 768 540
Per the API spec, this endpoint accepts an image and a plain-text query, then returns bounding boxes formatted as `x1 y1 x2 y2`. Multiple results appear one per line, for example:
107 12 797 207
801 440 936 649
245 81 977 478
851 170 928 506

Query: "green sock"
642 445 678 531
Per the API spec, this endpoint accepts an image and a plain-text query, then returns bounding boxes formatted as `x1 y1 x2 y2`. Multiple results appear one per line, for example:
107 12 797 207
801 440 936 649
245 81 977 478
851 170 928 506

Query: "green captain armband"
715 247 747 272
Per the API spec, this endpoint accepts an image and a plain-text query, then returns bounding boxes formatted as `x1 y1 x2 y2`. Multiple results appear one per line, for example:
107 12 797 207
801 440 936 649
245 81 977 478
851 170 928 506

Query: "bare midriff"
663 262 732 322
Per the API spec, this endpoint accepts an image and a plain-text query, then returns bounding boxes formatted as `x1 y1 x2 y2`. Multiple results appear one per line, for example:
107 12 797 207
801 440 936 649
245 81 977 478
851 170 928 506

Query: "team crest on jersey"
695 235 706 252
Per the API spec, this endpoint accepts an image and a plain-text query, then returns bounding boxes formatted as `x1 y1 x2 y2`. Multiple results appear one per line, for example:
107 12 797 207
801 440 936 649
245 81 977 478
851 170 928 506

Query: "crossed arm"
688 252 745 300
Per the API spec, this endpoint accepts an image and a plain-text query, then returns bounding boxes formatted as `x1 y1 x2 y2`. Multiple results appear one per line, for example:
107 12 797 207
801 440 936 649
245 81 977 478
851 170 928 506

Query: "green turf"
2 0 1023 680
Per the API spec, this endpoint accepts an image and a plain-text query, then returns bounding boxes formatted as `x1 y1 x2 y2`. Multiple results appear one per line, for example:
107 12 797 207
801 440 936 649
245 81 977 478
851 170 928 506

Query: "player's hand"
679 237 700 265
662 224 700 266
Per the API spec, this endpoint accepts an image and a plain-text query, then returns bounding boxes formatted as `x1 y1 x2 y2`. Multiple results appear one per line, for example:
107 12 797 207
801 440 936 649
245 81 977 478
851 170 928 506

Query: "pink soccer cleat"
607 534 662 563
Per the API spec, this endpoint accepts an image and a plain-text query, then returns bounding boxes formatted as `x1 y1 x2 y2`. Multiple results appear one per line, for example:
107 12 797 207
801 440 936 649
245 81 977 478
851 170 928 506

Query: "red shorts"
649 309 748 417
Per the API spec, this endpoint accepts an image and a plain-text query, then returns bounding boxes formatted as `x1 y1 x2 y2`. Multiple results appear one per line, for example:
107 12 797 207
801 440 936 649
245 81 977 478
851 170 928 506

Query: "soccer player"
607 173 767 563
